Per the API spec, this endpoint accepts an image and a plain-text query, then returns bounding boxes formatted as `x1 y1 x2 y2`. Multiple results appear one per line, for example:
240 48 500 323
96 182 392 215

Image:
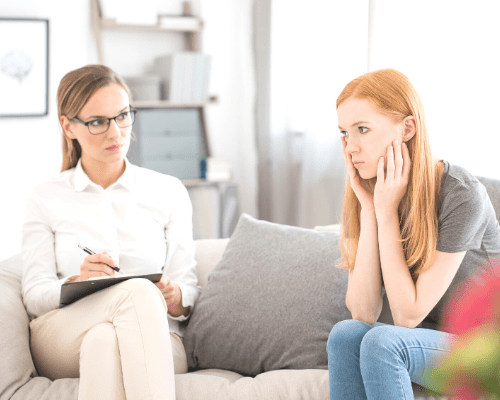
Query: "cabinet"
127 107 209 180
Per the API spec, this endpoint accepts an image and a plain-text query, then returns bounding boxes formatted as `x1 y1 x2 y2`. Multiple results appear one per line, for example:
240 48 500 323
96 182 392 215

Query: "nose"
344 135 360 155
106 119 121 138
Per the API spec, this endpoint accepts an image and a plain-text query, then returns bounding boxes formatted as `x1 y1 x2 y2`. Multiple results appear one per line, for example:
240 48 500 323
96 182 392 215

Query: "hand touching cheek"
374 140 411 218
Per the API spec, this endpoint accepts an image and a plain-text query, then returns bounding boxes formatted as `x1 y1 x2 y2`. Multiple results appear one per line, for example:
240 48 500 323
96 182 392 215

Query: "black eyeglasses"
71 108 137 135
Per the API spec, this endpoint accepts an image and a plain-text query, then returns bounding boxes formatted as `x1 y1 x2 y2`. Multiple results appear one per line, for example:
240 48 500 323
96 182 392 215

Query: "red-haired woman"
327 68 500 399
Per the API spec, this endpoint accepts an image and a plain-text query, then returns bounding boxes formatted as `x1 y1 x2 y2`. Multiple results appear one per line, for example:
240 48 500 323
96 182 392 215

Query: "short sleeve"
437 180 491 253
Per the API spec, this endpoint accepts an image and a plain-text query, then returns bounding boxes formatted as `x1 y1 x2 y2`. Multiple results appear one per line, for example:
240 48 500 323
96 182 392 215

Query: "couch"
2 175 500 400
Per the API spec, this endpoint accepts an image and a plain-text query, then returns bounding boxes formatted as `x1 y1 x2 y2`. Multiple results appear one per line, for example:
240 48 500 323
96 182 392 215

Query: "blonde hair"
337 69 441 277
57 65 131 172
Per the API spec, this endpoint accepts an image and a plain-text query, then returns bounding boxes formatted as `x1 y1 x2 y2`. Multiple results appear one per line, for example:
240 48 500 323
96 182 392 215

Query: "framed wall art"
0 18 49 117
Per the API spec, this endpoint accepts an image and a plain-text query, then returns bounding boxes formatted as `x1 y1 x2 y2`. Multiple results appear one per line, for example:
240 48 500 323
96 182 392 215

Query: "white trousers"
29 279 188 400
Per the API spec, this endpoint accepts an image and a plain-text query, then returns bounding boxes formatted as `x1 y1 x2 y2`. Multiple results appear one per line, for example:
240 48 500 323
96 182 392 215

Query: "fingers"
394 140 404 178
386 143 395 181
385 140 406 182
82 253 117 276
377 156 385 184
341 137 358 180
83 262 115 276
157 276 174 293
156 276 176 304
402 142 411 181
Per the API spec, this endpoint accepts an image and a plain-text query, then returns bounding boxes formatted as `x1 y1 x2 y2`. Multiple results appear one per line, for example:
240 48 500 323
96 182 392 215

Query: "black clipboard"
59 273 163 308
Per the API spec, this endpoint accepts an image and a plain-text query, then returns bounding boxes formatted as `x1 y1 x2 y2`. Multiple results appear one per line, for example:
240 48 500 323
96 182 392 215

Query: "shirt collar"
73 158 135 192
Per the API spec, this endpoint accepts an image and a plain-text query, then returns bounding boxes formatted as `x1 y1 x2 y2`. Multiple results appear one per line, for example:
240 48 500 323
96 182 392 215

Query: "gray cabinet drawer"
143 159 200 180
136 109 201 136
141 136 201 159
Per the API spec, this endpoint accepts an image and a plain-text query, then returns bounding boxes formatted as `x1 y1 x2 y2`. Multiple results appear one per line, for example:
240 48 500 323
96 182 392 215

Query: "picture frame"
0 18 49 117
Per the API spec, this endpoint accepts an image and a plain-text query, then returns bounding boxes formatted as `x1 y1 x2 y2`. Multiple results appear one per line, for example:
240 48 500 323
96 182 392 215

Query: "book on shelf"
154 53 211 103
200 157 233 182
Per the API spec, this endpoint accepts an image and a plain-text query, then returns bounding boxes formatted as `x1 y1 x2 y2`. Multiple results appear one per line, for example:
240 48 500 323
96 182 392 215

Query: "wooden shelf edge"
182 179 235 187
132 97 218 109
100 17 203 32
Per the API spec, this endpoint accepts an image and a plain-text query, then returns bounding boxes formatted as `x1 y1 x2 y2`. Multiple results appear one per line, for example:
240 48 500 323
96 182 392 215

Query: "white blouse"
21 158 200 337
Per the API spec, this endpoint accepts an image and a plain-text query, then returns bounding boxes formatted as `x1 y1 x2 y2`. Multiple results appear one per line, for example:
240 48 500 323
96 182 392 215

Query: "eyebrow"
338 121 370 130
85 106 129 120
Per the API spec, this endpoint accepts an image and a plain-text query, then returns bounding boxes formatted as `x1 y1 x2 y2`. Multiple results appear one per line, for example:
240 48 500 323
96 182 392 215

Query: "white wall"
0 0 258 261
269 0 368 227
200 0 257 224
369 0 500 179
0 1 97 261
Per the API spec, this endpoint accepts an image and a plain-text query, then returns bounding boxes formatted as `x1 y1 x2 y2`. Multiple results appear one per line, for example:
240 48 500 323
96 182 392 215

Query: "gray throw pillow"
183 214 351 377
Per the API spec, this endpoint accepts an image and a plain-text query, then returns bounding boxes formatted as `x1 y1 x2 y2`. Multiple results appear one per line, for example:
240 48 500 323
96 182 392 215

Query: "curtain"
267 0 369 227
201 0 259 219
368 0 500 180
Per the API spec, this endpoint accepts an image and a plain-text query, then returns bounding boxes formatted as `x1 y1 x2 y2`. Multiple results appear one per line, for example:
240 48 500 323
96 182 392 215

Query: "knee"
360 325 401 359
81 323 118 357
115 278 168 316
119 277 160 296
327 319 371 354
118 278 164 303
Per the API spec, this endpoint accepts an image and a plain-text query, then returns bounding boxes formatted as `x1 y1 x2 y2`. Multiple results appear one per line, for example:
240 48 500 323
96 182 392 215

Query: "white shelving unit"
91 0 203 63
89 0 238 239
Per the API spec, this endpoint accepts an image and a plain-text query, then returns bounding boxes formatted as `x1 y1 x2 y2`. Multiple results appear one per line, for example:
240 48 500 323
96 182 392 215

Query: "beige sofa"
0 232 448 399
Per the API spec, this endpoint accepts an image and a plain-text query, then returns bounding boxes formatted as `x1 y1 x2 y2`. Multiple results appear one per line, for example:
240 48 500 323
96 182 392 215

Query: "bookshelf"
91 0 203 63
90 0 238 239
90 0 214 162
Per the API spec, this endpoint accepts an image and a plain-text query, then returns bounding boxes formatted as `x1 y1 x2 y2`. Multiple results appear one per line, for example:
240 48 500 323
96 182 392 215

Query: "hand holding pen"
70 244 123 283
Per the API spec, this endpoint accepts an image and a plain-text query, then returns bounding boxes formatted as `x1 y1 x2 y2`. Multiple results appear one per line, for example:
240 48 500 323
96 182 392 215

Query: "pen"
78 244 123 274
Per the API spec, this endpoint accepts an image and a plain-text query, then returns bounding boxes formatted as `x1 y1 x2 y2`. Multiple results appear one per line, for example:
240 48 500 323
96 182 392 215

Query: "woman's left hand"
374 139 411 218
155 275 178 307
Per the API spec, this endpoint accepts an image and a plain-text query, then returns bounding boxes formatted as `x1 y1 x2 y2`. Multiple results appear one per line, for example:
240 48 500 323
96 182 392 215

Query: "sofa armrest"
314 224 341 233
195 239 230 289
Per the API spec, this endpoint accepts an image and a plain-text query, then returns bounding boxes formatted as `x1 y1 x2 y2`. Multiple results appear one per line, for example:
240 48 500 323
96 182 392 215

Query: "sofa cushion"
0 254 79 400
194 238 230 288
476 176 500 222
183 213 351 376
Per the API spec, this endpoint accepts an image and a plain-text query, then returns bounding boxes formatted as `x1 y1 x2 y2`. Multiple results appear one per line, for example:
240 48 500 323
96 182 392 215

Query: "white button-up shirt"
22 158 200 337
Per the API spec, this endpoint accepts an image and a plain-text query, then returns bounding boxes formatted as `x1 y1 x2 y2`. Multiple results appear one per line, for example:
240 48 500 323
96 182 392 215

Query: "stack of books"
154 53 211 103
200 158 233 181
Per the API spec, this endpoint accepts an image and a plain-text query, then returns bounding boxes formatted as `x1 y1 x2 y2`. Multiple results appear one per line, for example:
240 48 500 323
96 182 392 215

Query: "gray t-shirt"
420 160 500 332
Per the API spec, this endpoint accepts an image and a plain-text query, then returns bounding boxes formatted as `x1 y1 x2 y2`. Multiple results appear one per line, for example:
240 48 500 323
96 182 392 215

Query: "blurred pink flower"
428 259 500 399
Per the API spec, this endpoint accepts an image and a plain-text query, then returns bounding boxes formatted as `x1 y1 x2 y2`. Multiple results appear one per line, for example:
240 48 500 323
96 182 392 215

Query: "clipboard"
59 273 163 308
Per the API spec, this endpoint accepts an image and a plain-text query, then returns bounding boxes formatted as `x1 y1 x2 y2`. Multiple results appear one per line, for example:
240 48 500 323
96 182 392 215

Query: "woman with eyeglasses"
21 65 200 400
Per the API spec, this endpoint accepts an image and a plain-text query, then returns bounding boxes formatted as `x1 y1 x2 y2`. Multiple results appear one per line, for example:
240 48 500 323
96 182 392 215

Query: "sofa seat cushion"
184 213 351 376
176 369 328 400
175 369 442 400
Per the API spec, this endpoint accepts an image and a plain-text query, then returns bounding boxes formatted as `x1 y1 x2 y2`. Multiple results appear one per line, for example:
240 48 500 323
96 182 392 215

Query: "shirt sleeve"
21 190 66 318
437 180 492 253
163 179 201 321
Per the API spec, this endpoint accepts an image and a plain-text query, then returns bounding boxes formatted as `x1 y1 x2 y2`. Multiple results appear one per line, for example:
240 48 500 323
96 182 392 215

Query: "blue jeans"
327 319 455 400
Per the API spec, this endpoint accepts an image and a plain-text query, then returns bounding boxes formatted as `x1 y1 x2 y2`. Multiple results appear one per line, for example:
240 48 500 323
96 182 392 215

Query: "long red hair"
337 69 442 277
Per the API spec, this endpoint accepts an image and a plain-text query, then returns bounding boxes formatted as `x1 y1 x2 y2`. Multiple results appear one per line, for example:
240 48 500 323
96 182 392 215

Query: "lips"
106 144 122 151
